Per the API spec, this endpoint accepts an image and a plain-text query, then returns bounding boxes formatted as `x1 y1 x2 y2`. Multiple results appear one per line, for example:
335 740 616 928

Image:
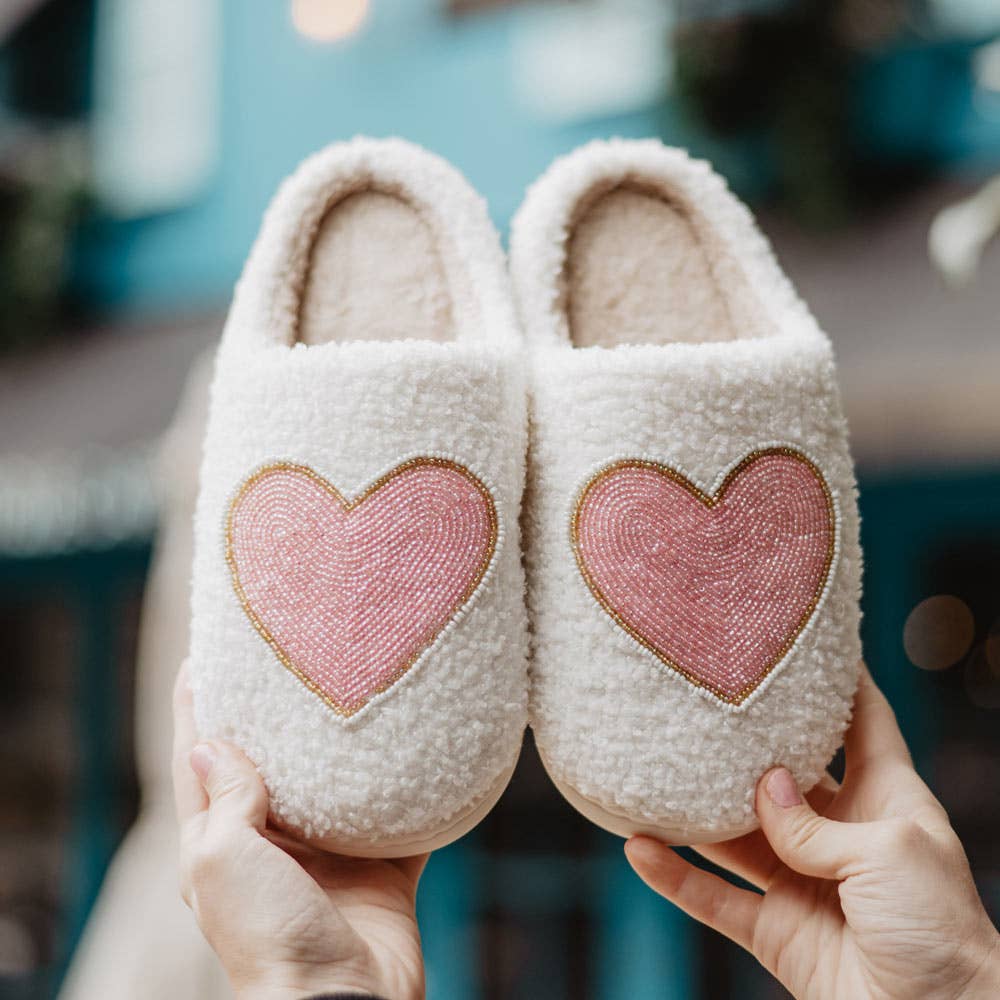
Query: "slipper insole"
565 187 740 348
298 191 454 345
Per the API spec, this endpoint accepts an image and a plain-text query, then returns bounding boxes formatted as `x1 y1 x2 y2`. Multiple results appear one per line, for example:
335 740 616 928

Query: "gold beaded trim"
570 446 837 707
225 456 499 718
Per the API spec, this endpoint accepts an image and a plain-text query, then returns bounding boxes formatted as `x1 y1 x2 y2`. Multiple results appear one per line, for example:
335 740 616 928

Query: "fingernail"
189 743 216 783
766 767 802 808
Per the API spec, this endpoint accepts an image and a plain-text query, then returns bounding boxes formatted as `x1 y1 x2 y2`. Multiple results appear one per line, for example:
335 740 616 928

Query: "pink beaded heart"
226 458 497 717
572 448 836 707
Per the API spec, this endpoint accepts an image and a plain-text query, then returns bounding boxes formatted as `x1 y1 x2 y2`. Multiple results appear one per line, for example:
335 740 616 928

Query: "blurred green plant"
0 125 89 353
674 0 909 226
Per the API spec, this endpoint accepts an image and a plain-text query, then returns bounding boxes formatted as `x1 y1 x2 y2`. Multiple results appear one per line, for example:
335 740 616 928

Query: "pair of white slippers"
189 137 862 858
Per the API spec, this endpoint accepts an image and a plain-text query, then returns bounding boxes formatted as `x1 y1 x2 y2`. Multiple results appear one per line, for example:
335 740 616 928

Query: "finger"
390 853 430 886
694 772 840 889
626 837 761 952
844 662 913 774
190 741 269 834
756 767 877 879
808 771 841 812
173 661 208 823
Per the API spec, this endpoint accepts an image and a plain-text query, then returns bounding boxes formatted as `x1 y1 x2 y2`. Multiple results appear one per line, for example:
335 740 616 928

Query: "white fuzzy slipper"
189 138 528 857
511 139 862 845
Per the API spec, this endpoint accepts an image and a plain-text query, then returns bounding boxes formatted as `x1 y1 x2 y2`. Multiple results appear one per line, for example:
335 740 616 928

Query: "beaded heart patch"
226 457 498 718
571 447 836 707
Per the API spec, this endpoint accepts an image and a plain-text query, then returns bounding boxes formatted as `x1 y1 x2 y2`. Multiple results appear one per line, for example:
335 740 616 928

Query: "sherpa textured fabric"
189 138 528 856
511 139 862 844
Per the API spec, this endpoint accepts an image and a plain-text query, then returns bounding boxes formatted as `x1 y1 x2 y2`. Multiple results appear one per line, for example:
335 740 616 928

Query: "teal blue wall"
78 0 689 311
75 1 1000 313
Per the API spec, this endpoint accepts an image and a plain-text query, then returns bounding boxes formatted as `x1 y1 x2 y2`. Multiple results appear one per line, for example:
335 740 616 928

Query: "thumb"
756 767 872 880
189 741 268 833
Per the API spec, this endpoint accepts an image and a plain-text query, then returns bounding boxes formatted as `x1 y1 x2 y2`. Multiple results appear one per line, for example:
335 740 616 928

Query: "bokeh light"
985 615 1000 671
292 0 369 42
902 594 975 671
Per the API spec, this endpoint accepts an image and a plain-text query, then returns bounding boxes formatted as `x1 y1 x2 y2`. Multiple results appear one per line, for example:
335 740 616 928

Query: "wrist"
958 926 1000 1000
234 965 379 1000
240 993 376 1000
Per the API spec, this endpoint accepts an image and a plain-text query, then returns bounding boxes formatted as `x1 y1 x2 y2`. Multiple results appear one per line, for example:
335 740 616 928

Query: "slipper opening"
563 174 781 348
565 182 740 347
297 186 455 346
510 143 788 350
233 139 516 355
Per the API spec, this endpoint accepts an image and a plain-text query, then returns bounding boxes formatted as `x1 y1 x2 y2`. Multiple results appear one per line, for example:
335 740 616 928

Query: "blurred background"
1 0 999 997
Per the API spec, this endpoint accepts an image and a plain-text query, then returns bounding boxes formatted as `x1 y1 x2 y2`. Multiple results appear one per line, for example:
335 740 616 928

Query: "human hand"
173 663 427 1000
626 664 1000 1000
